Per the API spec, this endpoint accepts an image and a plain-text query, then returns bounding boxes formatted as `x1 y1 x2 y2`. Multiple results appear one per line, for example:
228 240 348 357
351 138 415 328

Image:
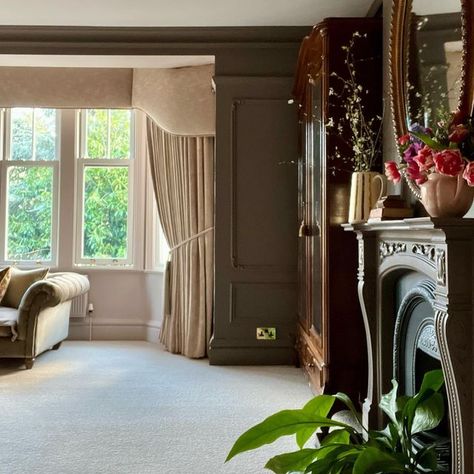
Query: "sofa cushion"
0 306 19 340
0 267 12 304
2 267 49 309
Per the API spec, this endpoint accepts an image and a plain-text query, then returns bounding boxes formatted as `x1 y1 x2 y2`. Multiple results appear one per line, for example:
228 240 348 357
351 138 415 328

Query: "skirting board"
68 318 161 342
208 346 297 366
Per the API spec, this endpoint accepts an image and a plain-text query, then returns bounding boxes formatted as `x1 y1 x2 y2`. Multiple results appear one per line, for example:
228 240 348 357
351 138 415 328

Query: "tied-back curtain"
146 118 214 358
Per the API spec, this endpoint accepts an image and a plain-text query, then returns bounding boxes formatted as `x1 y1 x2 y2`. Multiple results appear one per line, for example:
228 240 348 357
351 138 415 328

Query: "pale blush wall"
68 271 164 341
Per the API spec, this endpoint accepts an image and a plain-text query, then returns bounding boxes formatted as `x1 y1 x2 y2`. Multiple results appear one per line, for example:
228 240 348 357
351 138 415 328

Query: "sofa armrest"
17 273 89 340
19 273 90 311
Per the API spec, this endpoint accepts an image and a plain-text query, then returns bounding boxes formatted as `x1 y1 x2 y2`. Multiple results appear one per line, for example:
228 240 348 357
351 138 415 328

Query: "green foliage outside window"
7 166 53 261
86 109 131 159
5 108 131 262
83 167 129 259
82 109 131 260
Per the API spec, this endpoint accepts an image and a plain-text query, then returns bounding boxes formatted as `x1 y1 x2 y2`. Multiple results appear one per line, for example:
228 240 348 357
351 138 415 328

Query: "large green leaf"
226 410 349 462
334 393 361 423
403 370 444 432
415 444 439 471
331 410 363 434
352 447 406 474
265 449 319 474
321 429 350 446
411 392 444 434
379 380 399 423
334 393 364 434
418 370 444 395
409 131 444 151
297 395 336 448
305 446 360 474
303 395 336 416
296 428 319 451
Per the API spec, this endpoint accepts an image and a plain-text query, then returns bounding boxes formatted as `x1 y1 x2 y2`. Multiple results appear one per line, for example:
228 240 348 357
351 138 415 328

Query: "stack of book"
368 195 414 221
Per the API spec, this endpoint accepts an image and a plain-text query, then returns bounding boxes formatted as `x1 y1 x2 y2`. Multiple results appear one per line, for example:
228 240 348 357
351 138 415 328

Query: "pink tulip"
463 161 474 187
384 161 401 184
433 149 464 177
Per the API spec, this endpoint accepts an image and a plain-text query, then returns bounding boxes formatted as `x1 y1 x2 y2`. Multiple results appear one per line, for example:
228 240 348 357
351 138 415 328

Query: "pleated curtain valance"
0 63 215 136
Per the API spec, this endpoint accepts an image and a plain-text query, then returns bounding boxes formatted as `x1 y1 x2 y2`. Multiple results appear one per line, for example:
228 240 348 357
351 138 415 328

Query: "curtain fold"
146 118 214 358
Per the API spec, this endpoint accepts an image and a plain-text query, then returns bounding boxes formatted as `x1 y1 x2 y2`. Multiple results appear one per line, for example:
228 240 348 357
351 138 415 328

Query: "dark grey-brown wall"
0 26 309 364
210 31 307 364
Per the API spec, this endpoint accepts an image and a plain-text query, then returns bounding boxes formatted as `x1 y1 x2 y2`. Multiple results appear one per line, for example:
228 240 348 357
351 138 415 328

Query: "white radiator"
70 276 89 319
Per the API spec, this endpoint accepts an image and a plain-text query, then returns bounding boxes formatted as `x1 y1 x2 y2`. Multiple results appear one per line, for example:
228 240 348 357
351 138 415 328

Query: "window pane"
35 109 57 161
85 109 108 158
110 110 131 159
11 108 33 160
83 166 128 259
6 166 53 261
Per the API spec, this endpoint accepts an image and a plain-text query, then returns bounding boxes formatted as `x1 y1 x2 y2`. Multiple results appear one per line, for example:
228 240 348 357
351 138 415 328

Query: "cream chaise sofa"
0 271 89 369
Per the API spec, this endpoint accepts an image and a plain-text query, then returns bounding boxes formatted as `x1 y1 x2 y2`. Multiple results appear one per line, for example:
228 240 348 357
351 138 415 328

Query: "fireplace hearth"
344 217 474 474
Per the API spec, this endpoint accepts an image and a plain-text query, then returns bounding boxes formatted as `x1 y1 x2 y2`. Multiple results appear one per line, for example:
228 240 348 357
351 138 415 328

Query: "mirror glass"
406 0 462 128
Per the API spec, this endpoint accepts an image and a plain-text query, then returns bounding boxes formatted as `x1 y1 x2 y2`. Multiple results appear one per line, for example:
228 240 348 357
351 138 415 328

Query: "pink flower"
406 159 427 184
414 146 435 172
449 125 469 143
433 149 464 177
406 160 422 180
385 161 401 183
463 161 474 187
398 134 410 145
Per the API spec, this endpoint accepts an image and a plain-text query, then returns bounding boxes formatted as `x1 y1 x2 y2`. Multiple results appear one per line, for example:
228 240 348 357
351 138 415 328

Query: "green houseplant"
226 369 447 473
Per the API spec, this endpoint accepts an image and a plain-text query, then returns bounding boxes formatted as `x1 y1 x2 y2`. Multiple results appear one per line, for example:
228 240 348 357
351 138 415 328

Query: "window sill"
72 264 141 273
143 267 166 275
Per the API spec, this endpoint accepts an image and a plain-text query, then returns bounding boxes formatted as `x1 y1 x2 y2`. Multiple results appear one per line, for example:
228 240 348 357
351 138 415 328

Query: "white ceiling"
0 0 375 27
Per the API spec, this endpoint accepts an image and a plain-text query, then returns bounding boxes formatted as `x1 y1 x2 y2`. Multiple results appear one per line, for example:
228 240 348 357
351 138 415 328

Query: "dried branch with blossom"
325 32 383 173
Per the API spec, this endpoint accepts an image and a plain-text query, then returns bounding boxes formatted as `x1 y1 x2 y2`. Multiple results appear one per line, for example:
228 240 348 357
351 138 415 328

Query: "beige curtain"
146 118 214 358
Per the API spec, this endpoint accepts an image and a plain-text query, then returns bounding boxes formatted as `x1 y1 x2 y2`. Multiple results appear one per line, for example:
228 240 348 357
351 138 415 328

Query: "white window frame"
143 140 169 273
0 108 60 267
74 109 135 267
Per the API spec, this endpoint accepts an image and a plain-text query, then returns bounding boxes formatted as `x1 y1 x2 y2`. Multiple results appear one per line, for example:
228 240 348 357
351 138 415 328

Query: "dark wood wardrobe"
293 18 382 401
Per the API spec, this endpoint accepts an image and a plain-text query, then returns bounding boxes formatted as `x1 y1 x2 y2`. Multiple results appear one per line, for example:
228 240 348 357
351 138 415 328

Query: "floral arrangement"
385 111 474 187
326 32 383 172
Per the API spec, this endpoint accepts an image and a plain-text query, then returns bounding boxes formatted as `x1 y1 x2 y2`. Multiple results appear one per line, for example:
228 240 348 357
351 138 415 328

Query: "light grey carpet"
0 341 311 474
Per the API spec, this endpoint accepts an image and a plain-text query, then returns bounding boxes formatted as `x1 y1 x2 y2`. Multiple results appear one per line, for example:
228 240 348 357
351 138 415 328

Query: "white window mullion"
32 108 37 161
50 160 60 267
0 160 7 263
75 158 86 265
4 109 11 162
106 109 111 158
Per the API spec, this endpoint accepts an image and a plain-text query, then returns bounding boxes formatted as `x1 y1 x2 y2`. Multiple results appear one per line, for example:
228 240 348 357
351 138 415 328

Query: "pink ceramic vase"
419 173 474 218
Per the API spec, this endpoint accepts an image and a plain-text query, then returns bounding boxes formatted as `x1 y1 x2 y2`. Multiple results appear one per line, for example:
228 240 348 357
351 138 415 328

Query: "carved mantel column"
343 217 474 474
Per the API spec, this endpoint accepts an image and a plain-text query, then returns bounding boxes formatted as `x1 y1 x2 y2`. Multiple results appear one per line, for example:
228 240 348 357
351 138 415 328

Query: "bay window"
0 107 165 271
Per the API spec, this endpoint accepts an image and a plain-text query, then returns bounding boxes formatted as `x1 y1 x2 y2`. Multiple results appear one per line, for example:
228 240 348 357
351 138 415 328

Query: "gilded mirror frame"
390 0 474 151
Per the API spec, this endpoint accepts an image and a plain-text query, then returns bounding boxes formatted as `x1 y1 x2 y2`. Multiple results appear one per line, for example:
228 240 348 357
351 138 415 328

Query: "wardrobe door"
296 78 327 391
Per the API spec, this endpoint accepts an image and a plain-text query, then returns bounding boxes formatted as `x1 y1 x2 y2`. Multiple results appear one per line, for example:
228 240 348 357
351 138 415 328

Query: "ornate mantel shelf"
343 217 474 474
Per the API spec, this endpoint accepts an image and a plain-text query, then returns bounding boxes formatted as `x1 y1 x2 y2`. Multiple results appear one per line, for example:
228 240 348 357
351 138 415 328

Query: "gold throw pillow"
0 267 12 304
2 267 49 309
